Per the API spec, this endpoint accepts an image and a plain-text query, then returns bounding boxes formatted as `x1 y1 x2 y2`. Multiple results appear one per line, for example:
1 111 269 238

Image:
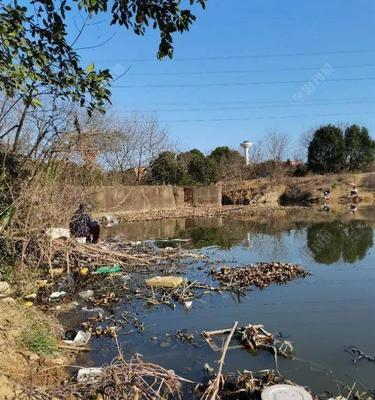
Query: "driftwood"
202 324 295 359
200 321 238 400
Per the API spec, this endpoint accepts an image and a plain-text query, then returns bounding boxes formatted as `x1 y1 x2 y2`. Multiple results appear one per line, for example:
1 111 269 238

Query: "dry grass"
49 354 190 400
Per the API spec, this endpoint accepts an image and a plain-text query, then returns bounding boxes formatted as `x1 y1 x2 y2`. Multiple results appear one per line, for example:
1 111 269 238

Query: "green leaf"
86 63 95 73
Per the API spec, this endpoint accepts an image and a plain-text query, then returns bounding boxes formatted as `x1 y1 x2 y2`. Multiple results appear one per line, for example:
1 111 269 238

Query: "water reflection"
307 221 373 264
105 209 375 264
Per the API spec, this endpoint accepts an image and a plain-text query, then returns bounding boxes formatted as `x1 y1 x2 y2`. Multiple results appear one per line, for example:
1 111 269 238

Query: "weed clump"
22 321 58 357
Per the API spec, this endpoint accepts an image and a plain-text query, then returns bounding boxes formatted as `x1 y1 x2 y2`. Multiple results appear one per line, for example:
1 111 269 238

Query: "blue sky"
75 0 375 153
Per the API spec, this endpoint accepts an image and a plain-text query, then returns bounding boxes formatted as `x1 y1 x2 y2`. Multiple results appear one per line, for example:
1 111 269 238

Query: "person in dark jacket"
69 203 100 243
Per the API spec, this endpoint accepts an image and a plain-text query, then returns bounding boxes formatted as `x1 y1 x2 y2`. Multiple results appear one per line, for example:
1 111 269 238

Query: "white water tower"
240 140 252 166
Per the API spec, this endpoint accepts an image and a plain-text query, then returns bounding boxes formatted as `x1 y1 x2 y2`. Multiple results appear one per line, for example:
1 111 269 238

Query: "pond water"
93 208 375 394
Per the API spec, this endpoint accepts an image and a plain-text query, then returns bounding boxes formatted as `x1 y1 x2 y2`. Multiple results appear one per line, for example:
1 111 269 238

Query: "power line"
97 48 375 63
113 77 375 88
160 111 375 123
123 63 375 77
117 96 375 106
123 99 375 113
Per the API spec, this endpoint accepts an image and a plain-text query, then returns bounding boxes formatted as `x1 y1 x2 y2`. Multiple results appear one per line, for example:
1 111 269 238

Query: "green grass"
22 321 58 357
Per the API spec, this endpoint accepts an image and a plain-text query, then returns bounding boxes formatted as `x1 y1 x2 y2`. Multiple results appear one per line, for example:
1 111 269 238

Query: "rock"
28 353 40 362
145 276 184 289
0 281 10 295
77 367 102 383
0 297 16 305
79 290 94 300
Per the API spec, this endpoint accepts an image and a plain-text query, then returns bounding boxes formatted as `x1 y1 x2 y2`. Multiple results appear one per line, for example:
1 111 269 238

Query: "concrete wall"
87 185 221 213
192 186 222 206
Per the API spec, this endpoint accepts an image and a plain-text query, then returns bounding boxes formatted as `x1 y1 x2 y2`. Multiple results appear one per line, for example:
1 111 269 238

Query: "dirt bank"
0 299 70 399
223 172 374 206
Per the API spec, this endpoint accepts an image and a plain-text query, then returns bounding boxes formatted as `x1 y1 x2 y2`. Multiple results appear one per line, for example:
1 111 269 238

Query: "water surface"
95 207 375 394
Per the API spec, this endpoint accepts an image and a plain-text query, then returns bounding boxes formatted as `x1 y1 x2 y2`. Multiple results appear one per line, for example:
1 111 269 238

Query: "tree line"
307 124 375 174
149 147 243 186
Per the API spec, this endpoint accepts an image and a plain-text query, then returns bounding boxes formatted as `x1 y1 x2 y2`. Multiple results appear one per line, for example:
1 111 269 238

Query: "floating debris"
63 330 91 346
345 346 375 364
261 384 313 400
211 262 310 294
203 323 295 359
196 369 300 400
94 264 122 275
146 275 184 289
89 291 119 305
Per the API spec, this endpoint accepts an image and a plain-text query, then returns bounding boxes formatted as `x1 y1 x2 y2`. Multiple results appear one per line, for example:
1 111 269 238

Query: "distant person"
69 203 100 243
350 185 358 201
323 189 330 201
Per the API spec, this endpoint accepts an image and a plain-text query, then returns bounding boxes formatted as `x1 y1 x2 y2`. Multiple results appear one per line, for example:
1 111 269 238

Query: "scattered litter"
79 289 94 300
64 329 78 341
120 274 131 283
261 384 313 400
76 367 102 383
46 227 70 240
64 330 91 346
89 292 119 305
24 293 37 301
81 306 105 314
203 363 214 374
79 267 89 276
184 301 193 309
49 291 66 299
146 276 184 289
94 264 122 275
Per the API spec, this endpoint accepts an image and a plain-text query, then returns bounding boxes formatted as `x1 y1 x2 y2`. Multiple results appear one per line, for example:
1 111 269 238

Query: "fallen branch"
201 321 238 400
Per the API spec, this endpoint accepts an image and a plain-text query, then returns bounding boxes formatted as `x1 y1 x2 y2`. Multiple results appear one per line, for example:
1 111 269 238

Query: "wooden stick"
209 321 238 400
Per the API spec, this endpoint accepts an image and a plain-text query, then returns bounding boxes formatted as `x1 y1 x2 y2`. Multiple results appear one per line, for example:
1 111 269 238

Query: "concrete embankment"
86 173 374 221
87 185 222 214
